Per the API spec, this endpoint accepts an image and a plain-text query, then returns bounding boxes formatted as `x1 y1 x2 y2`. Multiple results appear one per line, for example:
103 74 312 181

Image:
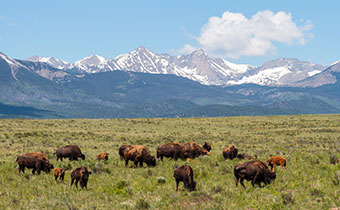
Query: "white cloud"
178 44 197 54
182 10 313 59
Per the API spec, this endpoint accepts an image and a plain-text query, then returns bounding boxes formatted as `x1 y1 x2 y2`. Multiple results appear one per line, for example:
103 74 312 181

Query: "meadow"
1 115 340 209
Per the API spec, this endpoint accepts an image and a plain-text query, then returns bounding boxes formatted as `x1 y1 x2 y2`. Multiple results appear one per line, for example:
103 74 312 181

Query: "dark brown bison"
234 160 276 188
173 165 196 191
237 153 257 160
55 145 85 161
156 142 185 161
267 156 287 172
123 145 156 167
183 142 210 159
223 145 238 160
22 152 54 170
119 145 133 160
202 142 212 152
16 155 51 175
54 168 65 181
70 167 92 190
97 152 109 161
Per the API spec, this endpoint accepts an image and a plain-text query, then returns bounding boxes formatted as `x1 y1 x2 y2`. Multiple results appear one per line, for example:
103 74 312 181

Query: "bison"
54 168 66 181
173 165 196 191
16 155 51 175
70 167 92 190
183 142 210 159
123 145 156 167
156 142 185 161
267 156 287 172
22 152 54 171
119 145 133 160
237 153 257 160
97 152 109 161
234 160 276 188
202 142 212 152
55 145 85 161
223 145 238 160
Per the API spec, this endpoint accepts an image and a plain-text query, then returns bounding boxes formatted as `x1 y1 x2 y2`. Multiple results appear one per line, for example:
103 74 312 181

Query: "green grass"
1 115 340 209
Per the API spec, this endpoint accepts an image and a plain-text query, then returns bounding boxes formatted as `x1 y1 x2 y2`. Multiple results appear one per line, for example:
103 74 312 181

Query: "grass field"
1 115 340 209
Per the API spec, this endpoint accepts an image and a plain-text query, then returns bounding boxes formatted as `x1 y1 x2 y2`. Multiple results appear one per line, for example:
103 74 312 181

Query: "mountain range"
0 48 340 118
27 47 326 87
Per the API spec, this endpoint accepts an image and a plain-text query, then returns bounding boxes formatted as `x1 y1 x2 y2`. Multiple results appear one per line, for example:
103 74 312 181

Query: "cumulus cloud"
181 10 313 59
178 44 197 54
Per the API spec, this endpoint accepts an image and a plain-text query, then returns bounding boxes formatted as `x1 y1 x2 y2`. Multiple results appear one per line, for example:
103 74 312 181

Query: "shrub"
135 198 150 209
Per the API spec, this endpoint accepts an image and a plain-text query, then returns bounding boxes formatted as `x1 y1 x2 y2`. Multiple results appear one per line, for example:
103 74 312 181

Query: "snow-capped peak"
27 56 69 69
330 60 340 67
74 55 106 66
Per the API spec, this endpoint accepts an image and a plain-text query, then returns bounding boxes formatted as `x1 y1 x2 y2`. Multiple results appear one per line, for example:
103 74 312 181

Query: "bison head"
189 180 196 191
146 156 156 167
80 153 86 160
203 142 211 152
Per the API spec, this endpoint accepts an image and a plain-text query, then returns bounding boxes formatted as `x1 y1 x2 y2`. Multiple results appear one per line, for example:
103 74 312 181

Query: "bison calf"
234 160 276 188
173 165 196 191
70 167 92 190
54 168 65 181
267 156 286 172
97 152 109 161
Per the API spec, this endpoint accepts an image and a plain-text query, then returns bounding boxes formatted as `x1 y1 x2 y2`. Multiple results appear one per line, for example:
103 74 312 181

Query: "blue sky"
1 0 339 66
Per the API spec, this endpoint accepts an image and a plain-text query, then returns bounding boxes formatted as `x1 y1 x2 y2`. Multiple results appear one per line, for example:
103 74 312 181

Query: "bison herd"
16 142 287 191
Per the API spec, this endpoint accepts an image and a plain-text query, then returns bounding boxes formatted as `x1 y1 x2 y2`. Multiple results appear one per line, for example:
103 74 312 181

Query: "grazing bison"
183 142 210 159
223 145 238 160
157 142 185 161
16 155 51 175
173 165 196 191
55 145 85 161
267 156 287 172
70 167 92 190
237 153 257 160
22 152 54 170
119 145 133 160
202 142 212 152
54 168 66 181
123 145 156 167
97 152 109 161
234 160 276 188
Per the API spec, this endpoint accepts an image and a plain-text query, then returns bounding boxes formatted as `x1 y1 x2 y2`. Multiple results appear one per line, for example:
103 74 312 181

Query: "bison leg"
32 168 36 175
240 178 246 188
160 156 163 161
70 178 74 189
139 160 143 167
252 171 260 187
55 174 58 181
75 179 79 189
61 174 65 181
125 160 129 168
176 180 180 191
235 177 239 187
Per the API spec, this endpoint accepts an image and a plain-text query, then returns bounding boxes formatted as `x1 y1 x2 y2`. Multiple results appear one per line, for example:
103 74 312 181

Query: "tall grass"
1 115 340 209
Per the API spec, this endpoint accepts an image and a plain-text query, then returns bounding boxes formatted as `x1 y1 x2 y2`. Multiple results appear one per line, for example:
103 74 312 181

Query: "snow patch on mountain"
228 67 292 86
27 56 69 69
